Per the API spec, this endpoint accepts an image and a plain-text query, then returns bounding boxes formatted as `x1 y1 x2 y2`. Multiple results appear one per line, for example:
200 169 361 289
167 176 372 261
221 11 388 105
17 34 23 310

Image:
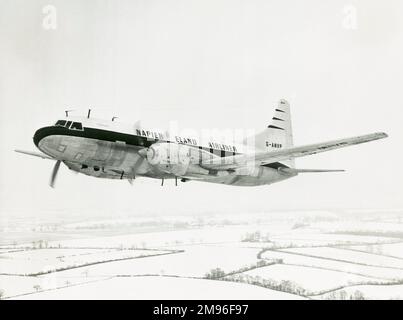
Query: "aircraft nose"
33 127 48 148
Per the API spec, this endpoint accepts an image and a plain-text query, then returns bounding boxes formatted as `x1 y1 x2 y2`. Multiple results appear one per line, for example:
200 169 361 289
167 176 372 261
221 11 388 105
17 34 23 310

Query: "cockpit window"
70 122 83 131
55 120 67 127
55 120 84 130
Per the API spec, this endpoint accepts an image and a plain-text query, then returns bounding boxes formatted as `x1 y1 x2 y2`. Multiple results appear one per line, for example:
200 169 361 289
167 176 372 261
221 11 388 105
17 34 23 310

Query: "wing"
15 149 55 160
201 132 388 170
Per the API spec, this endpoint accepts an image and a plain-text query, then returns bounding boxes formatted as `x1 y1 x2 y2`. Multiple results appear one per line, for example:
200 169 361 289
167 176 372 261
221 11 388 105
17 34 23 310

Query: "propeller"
49 160 61 188
126 152 147 185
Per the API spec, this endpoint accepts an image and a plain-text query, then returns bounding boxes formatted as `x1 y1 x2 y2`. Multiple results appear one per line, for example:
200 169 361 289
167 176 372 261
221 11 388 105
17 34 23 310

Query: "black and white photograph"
1 0 402 304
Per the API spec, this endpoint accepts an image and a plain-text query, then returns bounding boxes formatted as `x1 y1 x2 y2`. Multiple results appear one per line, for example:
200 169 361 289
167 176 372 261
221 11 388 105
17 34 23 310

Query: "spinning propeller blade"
49 160 61 188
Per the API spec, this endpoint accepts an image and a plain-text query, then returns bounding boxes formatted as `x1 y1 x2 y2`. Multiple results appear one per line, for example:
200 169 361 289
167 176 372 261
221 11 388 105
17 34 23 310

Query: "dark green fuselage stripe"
34 126 288 168
33 126 239 157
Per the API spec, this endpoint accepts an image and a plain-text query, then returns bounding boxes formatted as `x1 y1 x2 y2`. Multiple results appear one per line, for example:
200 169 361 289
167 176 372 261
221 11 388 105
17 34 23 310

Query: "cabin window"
65 121 72 128
55 120 67 127
70 122 83 131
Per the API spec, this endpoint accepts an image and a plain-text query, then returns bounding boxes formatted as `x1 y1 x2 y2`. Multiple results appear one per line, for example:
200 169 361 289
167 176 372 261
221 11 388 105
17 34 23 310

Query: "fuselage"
33 116 295 186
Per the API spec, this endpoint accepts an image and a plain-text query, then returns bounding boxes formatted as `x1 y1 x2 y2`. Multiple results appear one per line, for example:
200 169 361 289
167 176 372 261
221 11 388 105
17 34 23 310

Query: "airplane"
15 99 387 188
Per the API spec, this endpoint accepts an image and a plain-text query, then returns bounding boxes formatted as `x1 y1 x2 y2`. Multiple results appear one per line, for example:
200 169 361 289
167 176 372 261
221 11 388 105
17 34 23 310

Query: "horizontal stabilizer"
14 149 54 160
279 168 345 174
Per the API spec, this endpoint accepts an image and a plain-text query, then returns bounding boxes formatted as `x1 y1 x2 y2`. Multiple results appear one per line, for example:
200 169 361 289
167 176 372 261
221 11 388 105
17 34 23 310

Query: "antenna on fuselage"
87 109 91 119
65 110 74 117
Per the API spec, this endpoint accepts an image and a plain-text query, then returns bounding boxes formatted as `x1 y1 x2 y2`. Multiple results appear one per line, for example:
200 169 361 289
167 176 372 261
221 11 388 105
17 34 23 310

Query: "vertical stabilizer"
246 99 295 167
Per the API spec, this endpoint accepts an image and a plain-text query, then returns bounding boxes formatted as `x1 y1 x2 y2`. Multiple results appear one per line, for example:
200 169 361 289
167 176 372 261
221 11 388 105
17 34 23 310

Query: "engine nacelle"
233 166 261 177
146 142 192 176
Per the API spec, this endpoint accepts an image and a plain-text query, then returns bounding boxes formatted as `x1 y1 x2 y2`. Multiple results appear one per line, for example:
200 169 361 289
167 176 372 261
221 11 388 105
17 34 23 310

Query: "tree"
279 280 294 292
338 290 348 300
352 290 365 300
33 285 42 292
257 260 268 267
205 268 226 279
326 292 337 300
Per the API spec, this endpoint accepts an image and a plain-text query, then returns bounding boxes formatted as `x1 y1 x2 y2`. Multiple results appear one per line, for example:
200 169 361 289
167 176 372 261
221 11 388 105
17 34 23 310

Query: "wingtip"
369 132 388 139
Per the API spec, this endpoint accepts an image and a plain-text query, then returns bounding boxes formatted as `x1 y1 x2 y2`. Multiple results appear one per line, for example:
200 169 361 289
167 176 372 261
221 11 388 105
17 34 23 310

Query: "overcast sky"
0 0 402 218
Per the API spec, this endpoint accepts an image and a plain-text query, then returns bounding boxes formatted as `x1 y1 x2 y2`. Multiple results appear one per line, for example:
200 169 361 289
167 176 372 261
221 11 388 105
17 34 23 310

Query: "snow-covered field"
316 284 403 300
242 264 376 294
0 274 110 298
43 224 294 249
1 210 403 300
30 245 261 280
281 247 403 269
269 232 393 247
12 276 305 300
343 242 403 259
0 248 168 275
260 249 403 280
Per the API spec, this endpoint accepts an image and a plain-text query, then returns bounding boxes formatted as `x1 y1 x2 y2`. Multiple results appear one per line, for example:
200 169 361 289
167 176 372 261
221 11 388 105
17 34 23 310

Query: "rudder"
246 99 295 167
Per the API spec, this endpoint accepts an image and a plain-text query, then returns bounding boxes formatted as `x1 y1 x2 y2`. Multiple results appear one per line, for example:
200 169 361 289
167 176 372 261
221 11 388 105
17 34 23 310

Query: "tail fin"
246 99 295 167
